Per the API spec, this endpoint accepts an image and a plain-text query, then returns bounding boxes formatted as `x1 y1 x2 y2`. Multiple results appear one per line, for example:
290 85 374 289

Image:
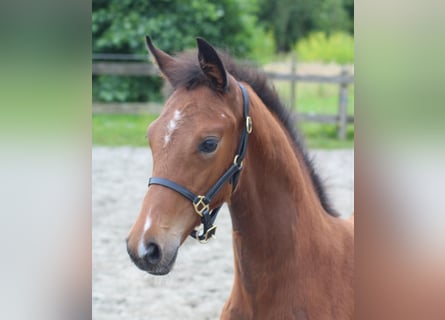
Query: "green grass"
93 113 158 146
302 123 354 149
92 83 354 149
273 81 354 115
273 81 354 148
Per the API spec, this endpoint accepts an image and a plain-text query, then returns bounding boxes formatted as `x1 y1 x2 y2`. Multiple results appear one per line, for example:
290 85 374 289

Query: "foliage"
92 75 163 102
248 29 276 65
93 0 258 57
295 32 354 64
315 0 352 34
92 0 264 102
257 0 353 52
92 0 354 102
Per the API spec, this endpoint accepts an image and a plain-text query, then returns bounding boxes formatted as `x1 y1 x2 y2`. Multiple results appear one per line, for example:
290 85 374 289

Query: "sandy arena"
93 147 353 320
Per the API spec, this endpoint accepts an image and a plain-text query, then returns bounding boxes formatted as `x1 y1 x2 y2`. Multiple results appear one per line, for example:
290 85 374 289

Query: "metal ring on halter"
233 155 243 169
246 116 253 134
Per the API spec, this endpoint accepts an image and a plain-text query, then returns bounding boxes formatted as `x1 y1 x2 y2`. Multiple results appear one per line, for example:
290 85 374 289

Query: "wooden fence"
93 56 354 139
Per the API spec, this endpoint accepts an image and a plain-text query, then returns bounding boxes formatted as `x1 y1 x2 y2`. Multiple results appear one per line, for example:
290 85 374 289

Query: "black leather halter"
148 82 252 243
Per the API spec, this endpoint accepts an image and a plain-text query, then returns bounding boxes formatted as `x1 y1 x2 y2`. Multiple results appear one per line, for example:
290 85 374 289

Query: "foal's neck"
229 88 330 241
228 88 332 296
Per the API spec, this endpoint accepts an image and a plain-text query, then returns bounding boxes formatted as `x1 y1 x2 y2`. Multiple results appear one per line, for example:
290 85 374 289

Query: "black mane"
166 50 338 217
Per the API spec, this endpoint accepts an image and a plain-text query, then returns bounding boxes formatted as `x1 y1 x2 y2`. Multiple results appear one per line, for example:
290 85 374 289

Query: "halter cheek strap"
147 82 252 243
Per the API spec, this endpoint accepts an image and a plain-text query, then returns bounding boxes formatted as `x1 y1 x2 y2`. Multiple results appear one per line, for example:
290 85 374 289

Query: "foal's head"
126 37 246 275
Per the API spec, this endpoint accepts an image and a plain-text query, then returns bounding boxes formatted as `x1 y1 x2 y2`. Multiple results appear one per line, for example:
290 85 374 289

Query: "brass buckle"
199 225 217 244
193 195 209 217
246 116 253 134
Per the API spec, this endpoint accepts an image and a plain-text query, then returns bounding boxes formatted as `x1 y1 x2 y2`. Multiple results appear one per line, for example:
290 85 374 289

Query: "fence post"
290 53 297 110
337 67 349 140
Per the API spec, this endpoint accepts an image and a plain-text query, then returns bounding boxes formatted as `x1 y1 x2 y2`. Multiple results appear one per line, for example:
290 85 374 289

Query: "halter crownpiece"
147 82 252 243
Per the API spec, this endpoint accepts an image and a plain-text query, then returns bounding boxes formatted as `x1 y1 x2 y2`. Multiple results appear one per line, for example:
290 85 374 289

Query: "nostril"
143 242 161 265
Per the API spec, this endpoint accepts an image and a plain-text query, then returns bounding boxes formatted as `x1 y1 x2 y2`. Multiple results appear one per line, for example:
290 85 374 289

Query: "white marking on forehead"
164 110 182 146
220 113 226 118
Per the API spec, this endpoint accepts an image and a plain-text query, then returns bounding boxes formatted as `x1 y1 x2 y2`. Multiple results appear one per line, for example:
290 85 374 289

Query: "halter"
148 82 252 243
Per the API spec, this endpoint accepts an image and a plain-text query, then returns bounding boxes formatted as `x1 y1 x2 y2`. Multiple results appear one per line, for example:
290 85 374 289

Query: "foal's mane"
165 50 338 217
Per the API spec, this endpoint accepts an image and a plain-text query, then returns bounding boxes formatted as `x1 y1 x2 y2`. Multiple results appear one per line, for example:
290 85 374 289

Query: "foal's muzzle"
126 239 178 275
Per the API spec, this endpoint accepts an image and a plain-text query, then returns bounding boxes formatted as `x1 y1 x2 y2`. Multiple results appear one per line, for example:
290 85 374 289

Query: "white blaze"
143 215 152 232
164 110 182 146
138 215 152 258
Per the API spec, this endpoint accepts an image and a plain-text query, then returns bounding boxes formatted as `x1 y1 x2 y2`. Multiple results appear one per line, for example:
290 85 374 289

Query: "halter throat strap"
147 82 251 243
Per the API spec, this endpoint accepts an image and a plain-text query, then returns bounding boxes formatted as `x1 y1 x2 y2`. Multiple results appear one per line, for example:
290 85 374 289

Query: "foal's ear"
196 38 228 92
145 36 176 85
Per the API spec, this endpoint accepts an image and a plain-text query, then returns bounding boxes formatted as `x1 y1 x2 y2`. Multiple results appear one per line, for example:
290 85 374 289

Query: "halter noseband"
148 82 252 243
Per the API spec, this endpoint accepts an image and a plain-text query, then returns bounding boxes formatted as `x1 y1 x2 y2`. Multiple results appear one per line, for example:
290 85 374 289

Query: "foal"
126 37 354 319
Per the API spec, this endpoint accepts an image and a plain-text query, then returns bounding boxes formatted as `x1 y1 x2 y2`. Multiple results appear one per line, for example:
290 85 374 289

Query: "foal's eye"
199 137 219 153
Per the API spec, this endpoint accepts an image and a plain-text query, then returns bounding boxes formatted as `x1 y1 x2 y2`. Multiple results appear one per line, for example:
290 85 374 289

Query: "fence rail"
93 57 354 139
92 62 353 83
92 62 157 76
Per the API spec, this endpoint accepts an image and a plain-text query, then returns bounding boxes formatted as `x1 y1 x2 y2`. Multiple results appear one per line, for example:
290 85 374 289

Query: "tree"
314 0 353 35
92 0 258 102
257 0 353 53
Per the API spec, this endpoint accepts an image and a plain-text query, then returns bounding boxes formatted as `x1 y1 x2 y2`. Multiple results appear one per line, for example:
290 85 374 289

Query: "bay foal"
126 37 354 319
